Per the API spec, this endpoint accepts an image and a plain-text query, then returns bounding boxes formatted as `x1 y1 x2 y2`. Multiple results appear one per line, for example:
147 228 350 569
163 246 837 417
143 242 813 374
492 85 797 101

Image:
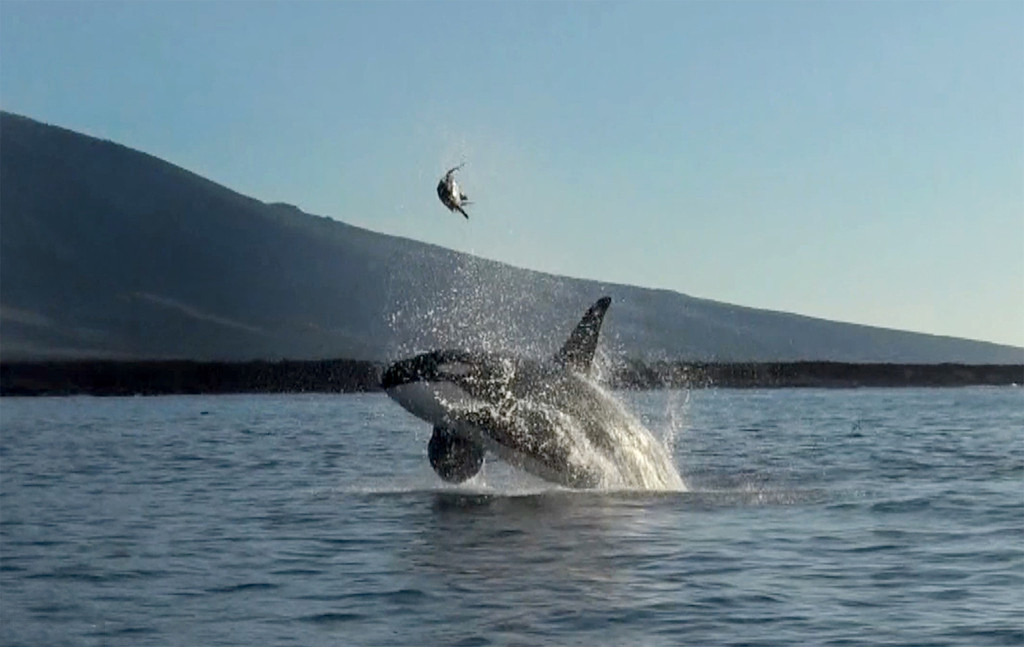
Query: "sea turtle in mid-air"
437 164 471 219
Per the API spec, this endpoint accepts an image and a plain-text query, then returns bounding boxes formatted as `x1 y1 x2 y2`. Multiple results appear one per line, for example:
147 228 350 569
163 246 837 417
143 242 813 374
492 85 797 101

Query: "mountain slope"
2 112 1020 364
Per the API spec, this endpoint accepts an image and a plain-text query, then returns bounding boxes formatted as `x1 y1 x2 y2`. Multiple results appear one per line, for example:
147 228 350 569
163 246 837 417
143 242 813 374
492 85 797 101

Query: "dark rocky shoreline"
2 359 1020 396
606 360 1023 390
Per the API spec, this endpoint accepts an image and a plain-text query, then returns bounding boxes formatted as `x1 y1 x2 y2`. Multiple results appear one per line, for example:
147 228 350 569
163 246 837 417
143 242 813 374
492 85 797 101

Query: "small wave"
301 612 365 625
271 568 322 576
870 496 934 514
206 582 280 594
25 567 165 583
86 626 160 638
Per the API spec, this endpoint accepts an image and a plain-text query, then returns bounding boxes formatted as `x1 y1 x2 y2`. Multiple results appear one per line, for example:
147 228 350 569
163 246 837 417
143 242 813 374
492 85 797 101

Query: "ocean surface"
1 387 1022 646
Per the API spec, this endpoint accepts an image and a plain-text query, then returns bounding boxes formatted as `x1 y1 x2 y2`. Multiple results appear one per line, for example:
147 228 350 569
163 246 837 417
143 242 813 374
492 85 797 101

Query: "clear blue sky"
2 1 1022 347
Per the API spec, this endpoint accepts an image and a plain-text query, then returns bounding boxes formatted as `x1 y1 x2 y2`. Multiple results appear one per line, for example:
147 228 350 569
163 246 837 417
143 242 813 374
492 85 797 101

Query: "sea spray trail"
386 253 579 362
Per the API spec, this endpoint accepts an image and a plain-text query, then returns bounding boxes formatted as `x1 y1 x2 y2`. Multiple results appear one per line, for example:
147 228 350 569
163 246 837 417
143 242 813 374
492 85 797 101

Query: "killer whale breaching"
381 297 684 490
436 164 471 219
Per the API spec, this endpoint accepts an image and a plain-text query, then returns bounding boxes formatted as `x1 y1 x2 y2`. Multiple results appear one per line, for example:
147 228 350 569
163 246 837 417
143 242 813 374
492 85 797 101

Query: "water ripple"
0 388 1020 646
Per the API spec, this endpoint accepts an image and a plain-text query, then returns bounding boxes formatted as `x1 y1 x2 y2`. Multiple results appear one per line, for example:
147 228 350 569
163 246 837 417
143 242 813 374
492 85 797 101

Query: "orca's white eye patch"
438 363 472 377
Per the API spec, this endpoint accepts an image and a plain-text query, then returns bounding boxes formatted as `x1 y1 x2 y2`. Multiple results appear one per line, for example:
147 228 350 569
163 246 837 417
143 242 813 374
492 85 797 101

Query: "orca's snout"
380 354 437 390
381 359 412 390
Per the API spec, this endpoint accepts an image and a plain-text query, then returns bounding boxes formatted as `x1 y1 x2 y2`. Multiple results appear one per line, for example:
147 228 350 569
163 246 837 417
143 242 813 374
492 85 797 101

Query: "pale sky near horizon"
2 1 1022 347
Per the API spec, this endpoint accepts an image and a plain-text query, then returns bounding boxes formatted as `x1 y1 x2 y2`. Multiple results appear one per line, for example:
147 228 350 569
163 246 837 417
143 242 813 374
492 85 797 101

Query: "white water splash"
552 380 686 492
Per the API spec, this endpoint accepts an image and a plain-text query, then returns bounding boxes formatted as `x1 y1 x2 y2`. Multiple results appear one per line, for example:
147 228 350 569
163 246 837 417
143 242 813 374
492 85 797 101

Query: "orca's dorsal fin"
555 297 612 374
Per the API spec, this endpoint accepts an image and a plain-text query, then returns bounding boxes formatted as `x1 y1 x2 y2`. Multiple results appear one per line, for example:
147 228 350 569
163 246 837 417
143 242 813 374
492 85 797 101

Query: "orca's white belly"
385 381 479 427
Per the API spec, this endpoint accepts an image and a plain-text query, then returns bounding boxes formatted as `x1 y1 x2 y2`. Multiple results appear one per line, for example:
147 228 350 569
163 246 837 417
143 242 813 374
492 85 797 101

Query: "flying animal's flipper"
554 297 612 374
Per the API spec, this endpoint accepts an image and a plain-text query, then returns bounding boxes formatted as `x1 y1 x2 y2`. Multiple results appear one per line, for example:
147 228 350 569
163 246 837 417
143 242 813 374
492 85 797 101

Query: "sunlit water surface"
2 387 1022 646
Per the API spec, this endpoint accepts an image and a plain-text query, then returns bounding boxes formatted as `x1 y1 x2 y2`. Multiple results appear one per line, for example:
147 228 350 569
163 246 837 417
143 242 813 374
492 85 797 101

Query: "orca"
381 297 682 489
436 164 471 219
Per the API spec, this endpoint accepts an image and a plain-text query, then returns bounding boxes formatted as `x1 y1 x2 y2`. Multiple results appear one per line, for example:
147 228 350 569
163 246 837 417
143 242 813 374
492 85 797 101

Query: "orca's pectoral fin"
554 297 612 374
428 425 484 483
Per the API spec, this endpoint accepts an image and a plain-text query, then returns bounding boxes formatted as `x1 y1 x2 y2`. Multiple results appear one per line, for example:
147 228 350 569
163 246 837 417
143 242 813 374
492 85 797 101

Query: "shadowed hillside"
2 112 1021 364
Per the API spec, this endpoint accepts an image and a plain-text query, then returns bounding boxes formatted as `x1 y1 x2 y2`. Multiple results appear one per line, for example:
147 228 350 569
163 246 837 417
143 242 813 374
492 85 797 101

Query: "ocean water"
1 387 1021 646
